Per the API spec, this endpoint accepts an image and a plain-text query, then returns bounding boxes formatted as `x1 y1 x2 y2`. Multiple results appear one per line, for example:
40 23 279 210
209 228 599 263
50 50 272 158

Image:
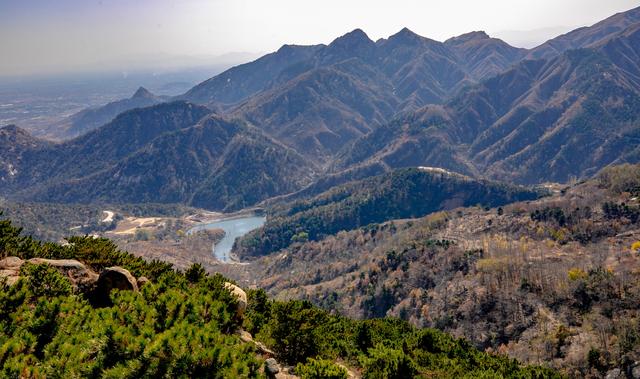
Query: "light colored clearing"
101 210 114 223
418 166 452 175
112 217 160 235
184 210 224 224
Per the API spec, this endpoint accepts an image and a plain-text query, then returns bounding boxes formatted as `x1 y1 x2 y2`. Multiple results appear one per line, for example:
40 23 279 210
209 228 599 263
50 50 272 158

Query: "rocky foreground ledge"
0 256 142 296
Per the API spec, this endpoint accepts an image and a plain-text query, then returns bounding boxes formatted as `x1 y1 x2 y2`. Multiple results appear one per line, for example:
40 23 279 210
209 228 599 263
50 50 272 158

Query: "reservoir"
188 216 266 262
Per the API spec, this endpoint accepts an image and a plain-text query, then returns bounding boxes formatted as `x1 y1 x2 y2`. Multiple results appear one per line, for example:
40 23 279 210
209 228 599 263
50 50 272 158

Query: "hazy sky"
1 0 638 76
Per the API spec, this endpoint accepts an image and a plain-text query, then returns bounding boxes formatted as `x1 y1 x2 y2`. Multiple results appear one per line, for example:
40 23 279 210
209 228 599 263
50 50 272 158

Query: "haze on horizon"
1 0 638 77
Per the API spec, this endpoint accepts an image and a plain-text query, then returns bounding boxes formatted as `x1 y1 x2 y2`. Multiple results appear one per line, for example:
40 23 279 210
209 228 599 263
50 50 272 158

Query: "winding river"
187 216 266 263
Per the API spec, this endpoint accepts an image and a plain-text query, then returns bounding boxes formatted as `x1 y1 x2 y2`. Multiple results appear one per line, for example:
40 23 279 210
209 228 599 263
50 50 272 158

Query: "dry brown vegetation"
223 167 640 377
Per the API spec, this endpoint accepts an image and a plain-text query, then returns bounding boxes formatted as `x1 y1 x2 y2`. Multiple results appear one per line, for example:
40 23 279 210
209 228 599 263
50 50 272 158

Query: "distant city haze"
1 0 638 77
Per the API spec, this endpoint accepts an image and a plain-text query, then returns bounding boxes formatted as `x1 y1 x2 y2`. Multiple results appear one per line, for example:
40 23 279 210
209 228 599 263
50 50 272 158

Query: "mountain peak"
329 28 373 48
445 31 491 44
132 86 155 99
387 27 428 45
0 124 29 136
1 124 19 132
0 124 44 147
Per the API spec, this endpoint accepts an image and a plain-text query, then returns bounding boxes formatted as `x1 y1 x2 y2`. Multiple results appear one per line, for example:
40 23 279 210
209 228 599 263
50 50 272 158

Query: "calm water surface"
188 216 266 262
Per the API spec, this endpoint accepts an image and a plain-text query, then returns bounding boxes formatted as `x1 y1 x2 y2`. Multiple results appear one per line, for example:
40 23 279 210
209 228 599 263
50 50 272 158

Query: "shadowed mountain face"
0 102 317 211
59 87 164 139
334 20 640 184
0 125 50 183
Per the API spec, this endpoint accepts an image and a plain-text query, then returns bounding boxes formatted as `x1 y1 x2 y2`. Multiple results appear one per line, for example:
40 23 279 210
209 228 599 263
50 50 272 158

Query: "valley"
1 4 640 378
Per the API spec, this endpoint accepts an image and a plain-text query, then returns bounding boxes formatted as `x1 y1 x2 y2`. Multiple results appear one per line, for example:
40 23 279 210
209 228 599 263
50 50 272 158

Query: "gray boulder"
224 282 247 318
29 258 99 292
0 256 99 292
0 256 24 286
265 358 281 376
97 266 139 293
137 276 151 288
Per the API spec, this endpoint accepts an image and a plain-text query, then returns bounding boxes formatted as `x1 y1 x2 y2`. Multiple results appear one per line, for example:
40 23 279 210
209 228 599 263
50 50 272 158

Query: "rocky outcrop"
238 329 275 357
224 282 247 318
0 258 141 303
29 258 99 292
137 276 150 288
265 358 280 376
0 256 99 292
97 267 139 293
0 257 24 286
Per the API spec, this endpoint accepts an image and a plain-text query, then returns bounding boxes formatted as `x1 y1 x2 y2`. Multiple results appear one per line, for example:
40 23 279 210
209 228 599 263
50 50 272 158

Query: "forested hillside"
241 164 640 377
0 105 317 211
0 215 556 378
236 168 541 258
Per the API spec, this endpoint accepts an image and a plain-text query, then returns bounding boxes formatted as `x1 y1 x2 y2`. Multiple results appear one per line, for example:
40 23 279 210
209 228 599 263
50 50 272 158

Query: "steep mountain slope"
373 28 472 110
60 87 164 139
2 101 212 191
527 5 640 60
330 109 479 177
473 23 640 183
1 104 317 211
181 44 323 106
20 116 315 211
232 60 398 158
182 28 525 160
235 167 541 258
334 21 640 184
444 31 527 80
0 125 50 183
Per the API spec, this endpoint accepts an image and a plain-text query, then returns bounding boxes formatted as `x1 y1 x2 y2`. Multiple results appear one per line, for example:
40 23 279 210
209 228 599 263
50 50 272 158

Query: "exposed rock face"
0 256 99 292
606 368 623 379
237 329 275 357
98 267 139 293
224 282 247 318
0 258 143 308
29 258 100 292
137 276 150 288
0 257 24 286
265 358 280 376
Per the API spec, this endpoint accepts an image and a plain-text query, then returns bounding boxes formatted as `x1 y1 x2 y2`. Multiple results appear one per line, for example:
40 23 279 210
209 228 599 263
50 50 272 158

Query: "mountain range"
0 102 315 211
1 6 639 209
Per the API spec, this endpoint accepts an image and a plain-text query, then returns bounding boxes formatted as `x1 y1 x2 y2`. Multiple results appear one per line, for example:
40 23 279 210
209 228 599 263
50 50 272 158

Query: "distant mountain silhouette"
180 44 323 106
526 6 640 60
59 87 164 139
